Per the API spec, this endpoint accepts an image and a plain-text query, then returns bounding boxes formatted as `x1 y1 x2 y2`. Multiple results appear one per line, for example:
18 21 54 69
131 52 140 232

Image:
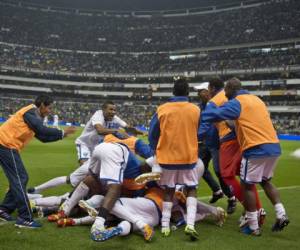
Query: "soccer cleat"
209 191 224 204
0 209 13 222
184 225 199 241
134 172 161 185
227 198 237 215
239 214 248 228
91 227 122 242
272 215 289 232
15 218 42 229
258 208 267 226
240 224 261 236
161 227 171 237
27 187 37 194
78 200 98 218
57 218 76 227
47 210 66 222
215 207 227 227
143 224 154 242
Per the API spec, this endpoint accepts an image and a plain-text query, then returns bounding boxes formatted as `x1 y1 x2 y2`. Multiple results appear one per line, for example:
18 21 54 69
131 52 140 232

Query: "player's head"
208 77 224 97
102 101 117 121
35 95 54 118
173 78 189 97
194 82 210 104
225 77 242 100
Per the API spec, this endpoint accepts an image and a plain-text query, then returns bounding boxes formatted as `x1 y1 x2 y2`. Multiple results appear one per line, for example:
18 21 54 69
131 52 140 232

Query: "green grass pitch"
0 129 299 250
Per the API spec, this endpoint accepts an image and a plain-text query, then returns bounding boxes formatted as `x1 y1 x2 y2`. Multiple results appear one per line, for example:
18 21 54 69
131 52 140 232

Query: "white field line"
199 185 300 200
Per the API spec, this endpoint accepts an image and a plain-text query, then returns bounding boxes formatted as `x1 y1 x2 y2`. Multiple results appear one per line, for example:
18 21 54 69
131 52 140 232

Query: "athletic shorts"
219 139 242 178
159 159 204 188
89 143 129 185
240 156 279 184
76 143 91 161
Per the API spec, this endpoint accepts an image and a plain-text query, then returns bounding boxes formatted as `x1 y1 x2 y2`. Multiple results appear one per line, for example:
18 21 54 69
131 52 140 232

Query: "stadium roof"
17 0 245 11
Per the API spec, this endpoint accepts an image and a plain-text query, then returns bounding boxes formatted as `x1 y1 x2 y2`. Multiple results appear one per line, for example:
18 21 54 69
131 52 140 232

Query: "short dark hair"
34 95 53 107
173 78 189 96
209 77 224 91
102 101 115 110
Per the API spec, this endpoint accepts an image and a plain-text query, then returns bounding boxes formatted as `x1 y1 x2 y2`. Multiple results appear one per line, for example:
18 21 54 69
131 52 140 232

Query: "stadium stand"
0 0 299 134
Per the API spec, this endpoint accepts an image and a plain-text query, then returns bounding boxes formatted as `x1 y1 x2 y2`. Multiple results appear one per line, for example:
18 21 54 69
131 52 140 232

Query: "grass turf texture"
0 129 299 250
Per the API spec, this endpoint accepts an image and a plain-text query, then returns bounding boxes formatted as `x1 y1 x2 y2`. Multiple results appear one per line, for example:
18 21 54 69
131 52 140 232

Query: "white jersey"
75 110 127 151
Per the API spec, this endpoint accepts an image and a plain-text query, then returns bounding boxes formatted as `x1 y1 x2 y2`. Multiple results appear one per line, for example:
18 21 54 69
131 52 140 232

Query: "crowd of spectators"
0 95 157 126
0 94 299 134
0 44 299 74
0 0 299 52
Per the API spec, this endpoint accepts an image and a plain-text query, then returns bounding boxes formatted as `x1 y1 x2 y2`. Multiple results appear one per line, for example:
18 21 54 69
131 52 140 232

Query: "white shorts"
76 143 91 161
159 159 204 188
69 159 90 187
89 143 129 185
116 197 160 229
240 156 279 184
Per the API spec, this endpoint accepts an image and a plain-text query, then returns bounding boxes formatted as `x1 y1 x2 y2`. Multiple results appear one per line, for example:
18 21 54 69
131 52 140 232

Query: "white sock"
35 196 62 207
135 220 146 230
274 203 286 219
246 211 259 230
63 182 89 216
186 197 197 227
161 201 173 228
85 195 104 208
74 216 95 225
118 221 131 236
35 176 67 192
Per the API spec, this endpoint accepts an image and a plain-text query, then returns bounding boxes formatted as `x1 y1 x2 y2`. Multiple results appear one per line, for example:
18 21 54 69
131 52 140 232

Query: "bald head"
225 78 242 99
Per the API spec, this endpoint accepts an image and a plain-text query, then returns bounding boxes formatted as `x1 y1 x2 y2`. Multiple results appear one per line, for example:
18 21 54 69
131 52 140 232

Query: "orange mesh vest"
235 94 279 151
210 90 232 140
0 104 35 151
104 134 137 153
156 101 200 165
145 187 164 211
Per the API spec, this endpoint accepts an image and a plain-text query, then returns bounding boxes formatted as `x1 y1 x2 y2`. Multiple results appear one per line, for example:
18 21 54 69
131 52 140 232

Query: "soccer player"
63 184 226 242
149 78 203 240
75 101 128 165
199 78 265 219
195 82 236 212
28 133 153 193
199 78 289 235
0 95 76 228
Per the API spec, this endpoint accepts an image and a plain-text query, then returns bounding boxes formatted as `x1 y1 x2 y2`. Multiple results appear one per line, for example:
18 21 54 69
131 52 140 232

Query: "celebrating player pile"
0 78 289 242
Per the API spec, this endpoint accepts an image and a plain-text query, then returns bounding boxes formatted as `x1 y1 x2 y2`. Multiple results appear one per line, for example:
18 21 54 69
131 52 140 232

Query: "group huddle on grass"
0 77 289 242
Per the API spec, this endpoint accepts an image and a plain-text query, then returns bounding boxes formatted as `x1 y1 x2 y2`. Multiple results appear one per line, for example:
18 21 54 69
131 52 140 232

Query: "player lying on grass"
47 141 156 239
55 183 226 243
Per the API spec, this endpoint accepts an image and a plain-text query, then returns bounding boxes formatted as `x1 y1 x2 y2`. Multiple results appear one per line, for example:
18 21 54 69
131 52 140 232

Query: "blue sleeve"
135 139 154 159
23 109 63 143
148 113 160 151
198 100 241 140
